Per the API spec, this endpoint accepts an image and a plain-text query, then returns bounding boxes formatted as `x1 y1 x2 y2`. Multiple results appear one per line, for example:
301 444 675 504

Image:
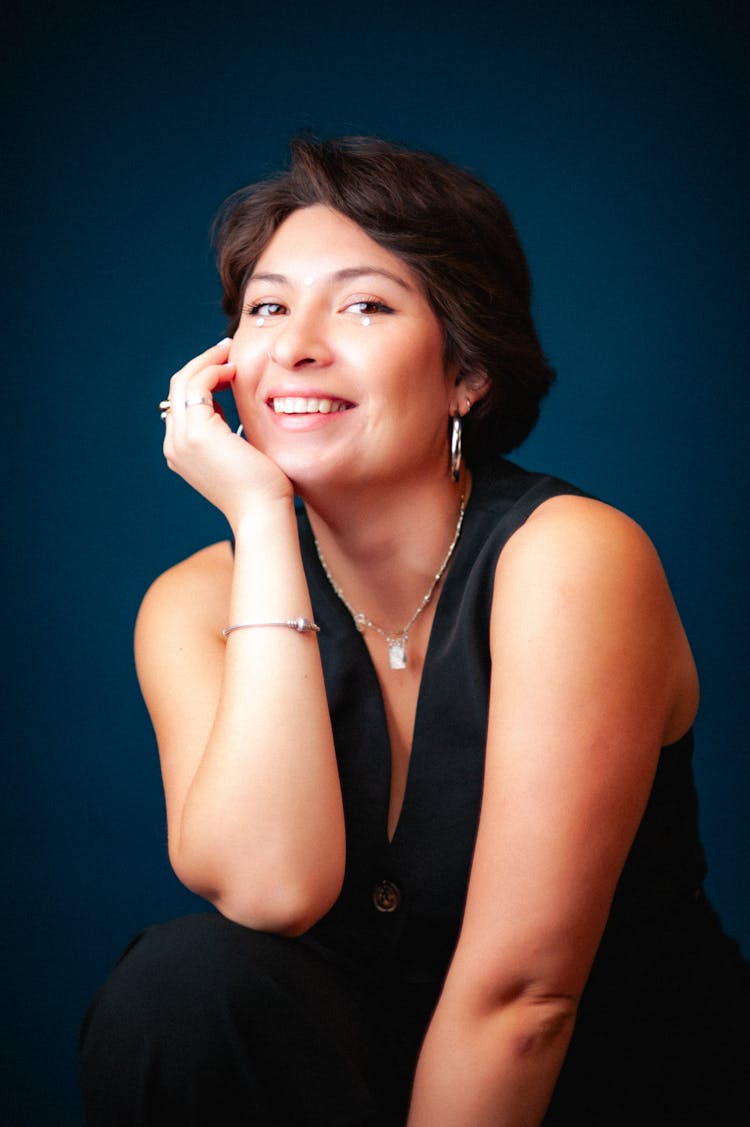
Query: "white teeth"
272 397 347 414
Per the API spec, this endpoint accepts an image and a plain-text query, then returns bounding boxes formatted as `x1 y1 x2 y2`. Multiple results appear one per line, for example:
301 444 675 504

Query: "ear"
451 368 490 415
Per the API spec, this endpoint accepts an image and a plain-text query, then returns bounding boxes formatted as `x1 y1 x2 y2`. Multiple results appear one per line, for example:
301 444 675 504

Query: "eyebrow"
246 265 414 291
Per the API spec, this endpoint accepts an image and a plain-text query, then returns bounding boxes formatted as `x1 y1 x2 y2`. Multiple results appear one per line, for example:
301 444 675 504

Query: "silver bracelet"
222 618 320 639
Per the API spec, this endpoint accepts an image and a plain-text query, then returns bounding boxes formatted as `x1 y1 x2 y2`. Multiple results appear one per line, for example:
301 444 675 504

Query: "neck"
305 471 470 638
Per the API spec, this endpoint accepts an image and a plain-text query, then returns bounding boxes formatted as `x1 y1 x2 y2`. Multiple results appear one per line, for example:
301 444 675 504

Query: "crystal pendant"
388 635 407 670
353 613 367 633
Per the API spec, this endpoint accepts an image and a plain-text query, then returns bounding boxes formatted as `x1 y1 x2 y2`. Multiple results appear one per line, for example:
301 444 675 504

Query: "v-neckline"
301 488 478 851
356 572 448 848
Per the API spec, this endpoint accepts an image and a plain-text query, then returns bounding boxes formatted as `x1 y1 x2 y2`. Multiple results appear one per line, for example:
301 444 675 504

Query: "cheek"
229 335 265 385
228 328 253 365
396 341 455 406
400 321 449 369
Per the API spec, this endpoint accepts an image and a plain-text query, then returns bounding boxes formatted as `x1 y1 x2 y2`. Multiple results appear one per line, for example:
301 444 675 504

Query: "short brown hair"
213 136 555 461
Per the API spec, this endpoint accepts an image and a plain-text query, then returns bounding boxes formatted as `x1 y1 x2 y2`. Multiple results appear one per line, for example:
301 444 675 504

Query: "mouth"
269 396 353 415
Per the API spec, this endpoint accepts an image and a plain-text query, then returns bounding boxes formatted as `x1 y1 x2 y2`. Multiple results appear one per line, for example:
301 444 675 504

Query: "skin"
136 204 699 1124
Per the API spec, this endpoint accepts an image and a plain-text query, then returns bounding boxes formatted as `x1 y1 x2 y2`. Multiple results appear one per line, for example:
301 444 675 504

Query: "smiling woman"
228 205 462 496
80 137 750 1127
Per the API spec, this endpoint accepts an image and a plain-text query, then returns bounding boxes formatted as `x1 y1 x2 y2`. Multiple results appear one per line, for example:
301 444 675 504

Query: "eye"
245 301 287 318
344 299 394 316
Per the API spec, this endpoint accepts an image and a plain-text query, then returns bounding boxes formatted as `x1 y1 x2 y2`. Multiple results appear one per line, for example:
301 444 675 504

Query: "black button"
372 879 401 913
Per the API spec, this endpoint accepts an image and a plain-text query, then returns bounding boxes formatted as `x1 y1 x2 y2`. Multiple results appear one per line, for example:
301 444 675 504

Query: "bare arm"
135 342 345 934
408 496 698 1125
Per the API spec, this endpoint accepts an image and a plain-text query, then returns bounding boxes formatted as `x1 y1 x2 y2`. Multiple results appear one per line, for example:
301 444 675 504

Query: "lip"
266 386 356 402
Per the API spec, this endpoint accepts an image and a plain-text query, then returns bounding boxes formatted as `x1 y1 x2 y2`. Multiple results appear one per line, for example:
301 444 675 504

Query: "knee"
80 914 409 1126
81 914 268 1076
81 914 291 1123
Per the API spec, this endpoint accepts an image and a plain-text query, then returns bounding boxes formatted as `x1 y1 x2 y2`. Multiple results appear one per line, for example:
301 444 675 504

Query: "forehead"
254 205 419 286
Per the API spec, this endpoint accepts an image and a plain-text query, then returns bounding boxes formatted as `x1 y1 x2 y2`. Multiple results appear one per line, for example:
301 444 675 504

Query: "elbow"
507 993 578 1061
445 966 580 1062
169 839 344 937
214 872 343 937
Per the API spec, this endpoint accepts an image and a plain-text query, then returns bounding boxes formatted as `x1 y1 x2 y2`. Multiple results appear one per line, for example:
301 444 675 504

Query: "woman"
81 137 749 1125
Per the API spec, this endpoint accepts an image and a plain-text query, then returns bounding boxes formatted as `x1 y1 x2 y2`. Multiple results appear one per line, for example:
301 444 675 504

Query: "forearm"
176 497 344 931
407 992 575 1127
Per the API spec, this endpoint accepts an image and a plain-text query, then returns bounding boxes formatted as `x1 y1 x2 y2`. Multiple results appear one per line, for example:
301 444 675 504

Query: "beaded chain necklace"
314 492 466 670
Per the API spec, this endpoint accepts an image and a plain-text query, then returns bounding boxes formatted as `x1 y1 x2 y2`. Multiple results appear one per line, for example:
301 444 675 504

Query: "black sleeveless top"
300 458 749 1119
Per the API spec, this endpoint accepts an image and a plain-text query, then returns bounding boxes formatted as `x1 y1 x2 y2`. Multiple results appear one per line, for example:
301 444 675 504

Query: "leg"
80 913 426 1126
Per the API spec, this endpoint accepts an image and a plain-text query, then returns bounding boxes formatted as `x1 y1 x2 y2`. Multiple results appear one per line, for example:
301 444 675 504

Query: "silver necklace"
314 492 466 670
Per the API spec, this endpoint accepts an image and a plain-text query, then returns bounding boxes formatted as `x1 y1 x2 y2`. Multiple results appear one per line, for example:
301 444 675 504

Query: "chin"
282 456 361 500
285 465 339 497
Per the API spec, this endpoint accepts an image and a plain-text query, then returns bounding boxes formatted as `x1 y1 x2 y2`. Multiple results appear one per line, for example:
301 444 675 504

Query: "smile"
270 397 352 414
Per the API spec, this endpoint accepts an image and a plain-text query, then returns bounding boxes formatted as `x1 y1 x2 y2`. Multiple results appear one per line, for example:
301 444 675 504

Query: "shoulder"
496 493 667 608
492 493 675 645
141 539 233 602
135 540 234 661
490 494 698 740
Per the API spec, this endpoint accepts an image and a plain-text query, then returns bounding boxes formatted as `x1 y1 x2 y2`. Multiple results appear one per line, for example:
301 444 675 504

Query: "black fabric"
80 913 434 1126
302 460 592 983
81 459 750 1124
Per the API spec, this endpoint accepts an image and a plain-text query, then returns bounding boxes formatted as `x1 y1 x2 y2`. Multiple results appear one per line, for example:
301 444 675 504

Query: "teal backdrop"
5 2 748 1123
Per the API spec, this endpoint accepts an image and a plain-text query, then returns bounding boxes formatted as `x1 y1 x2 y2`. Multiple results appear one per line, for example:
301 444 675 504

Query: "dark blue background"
5 2 748 1122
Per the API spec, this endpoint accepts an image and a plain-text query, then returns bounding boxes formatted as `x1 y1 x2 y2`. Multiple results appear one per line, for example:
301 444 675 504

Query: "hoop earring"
450 412 463 482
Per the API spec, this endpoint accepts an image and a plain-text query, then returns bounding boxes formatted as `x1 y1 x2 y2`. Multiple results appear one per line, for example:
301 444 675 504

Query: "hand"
162 339 294 526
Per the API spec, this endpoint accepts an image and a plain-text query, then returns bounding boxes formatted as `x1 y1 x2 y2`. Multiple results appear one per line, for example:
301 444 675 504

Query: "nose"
268 308 333 371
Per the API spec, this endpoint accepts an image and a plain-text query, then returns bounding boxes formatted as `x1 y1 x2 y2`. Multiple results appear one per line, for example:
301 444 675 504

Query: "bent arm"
136 498 345 935
408 496 698 1125
136 343 345 934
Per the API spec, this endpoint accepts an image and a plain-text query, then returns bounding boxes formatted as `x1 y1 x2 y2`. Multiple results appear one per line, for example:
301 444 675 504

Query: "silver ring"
158 398 171 419
184 395 212 409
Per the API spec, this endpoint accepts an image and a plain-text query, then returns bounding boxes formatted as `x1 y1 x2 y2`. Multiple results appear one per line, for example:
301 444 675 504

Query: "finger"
168 361 235 427
181 361 236 413
166 338 233 401
187 361 236 398
174 337 233 381
160 340 235 445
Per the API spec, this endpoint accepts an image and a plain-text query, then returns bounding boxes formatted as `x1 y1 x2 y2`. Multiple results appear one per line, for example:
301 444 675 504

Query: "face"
229 205 461 494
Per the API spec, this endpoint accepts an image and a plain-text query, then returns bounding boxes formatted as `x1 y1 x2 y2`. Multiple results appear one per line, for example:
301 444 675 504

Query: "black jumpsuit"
81 459 750 1125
